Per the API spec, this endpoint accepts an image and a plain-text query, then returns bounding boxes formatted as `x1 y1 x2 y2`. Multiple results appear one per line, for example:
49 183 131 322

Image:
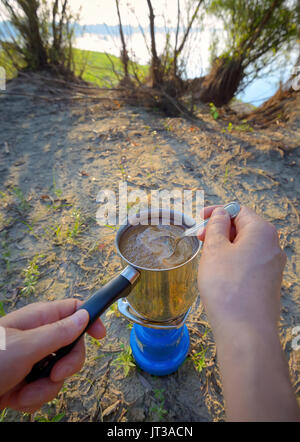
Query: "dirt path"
0 77 299 422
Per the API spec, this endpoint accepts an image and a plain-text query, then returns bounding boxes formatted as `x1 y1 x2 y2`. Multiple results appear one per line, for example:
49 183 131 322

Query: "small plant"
52 172 63 198
150 389 168 421
209 102 219 120
12 186 29 211
190 346 207 373
106 302 121 318
104 224 117 231
89 336 102 348
112 344 136 377
0 301 6 317
227 122 233 132
21 255 43 295
0 408 8 422
45 209 84 244
222 121 253 133
68 209 83 238
234 122 253 132
34 412 65 422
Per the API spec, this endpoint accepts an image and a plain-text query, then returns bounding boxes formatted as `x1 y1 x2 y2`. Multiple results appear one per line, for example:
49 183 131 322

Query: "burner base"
130 323 189 376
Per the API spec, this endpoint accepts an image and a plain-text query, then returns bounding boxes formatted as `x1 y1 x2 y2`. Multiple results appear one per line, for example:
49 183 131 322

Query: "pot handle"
25 266 139 383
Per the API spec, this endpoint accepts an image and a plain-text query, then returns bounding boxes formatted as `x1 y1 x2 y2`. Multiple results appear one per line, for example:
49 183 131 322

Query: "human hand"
0 299 106 413
197 205 286 339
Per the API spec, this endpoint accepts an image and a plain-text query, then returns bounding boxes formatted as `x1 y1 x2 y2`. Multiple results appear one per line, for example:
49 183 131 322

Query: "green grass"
0 47 148 88
21 254 44 296
72 48 148 88
150 389 168 421
0 49 21 80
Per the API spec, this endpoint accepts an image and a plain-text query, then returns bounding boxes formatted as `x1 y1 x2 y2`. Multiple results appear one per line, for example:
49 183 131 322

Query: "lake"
75 29 297 107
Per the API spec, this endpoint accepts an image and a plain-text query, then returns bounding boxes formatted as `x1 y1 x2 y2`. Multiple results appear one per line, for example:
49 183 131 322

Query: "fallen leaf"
79 170 89 177
102 400 121 417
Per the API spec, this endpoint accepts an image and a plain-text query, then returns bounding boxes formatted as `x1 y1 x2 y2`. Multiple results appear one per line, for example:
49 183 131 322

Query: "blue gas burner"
118 298 190 376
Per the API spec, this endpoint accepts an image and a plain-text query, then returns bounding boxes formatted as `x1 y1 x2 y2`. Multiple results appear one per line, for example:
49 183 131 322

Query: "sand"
0 75 299 422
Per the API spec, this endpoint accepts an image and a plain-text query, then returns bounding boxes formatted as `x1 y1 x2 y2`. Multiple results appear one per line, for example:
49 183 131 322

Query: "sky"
0 0 296 104
68 0 208 27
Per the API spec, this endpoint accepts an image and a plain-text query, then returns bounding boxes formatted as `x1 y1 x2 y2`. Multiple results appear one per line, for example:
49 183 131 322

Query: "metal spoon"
158 201 240 259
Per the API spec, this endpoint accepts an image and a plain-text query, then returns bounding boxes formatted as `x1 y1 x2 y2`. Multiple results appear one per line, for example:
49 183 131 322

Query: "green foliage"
106 302 121 318
34 412 65 422
12 186 30 212
209 102 219 119
0 302 6 317
21 254 43 296
68 209 83 238
150 389 168 421
0 409 8 422
208 0 297 78
222 121 253 133
0 0 79 73
112 344 136 377
190 346 207 373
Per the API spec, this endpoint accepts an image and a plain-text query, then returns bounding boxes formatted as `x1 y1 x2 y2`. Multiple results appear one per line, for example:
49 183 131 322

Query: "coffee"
119 224 195 269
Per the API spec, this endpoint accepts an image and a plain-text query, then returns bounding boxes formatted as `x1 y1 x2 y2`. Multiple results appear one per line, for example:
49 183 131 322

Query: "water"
74 29 297 107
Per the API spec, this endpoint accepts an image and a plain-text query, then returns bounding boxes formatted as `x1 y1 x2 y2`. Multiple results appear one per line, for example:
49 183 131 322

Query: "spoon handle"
182 201 240 237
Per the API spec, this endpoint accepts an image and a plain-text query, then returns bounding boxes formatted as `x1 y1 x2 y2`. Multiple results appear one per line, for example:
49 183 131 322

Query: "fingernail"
70 309 89 328
212 207 227 217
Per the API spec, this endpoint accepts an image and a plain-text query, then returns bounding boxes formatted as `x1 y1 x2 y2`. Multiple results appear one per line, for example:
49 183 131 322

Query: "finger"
198 206 238 242
197 205 223 241
232 205 264 242
87 318 106 339
24 309 89 363
50 336 86 383
0 299 80 329
229 224 237 242
198 204 222 220
7 378 64 412
203 207 231 248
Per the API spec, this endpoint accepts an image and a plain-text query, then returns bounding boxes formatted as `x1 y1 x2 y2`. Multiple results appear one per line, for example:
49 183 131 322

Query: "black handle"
25 269 138 383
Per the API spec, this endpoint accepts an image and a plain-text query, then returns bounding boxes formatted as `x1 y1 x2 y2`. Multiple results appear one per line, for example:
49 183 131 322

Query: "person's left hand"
0 299 106 413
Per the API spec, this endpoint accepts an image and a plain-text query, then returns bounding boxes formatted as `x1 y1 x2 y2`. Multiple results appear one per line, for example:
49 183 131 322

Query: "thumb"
204 207 231 248
24 309 89 363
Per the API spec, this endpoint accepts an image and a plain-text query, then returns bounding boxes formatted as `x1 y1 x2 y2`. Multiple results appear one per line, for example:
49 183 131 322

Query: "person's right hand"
197 205 287 339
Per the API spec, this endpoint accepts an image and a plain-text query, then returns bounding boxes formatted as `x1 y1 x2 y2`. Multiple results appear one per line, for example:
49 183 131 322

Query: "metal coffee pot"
26 208 201 382
116 208 201 328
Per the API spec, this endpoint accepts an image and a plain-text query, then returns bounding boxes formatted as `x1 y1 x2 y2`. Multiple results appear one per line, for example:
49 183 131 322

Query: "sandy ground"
0 76 299 422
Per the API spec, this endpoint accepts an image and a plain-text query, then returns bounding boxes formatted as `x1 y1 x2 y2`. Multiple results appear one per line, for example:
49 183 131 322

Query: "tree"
0 0 78 73
115 0 130 83
146 0 163 88
199 0 297 106
145 0 204 90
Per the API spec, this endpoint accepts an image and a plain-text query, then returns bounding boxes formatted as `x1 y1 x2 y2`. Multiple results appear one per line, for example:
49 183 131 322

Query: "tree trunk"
20 0 48 69
199 56 243 106
199 0 282 106
146 0 163 88
115 0 130 81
